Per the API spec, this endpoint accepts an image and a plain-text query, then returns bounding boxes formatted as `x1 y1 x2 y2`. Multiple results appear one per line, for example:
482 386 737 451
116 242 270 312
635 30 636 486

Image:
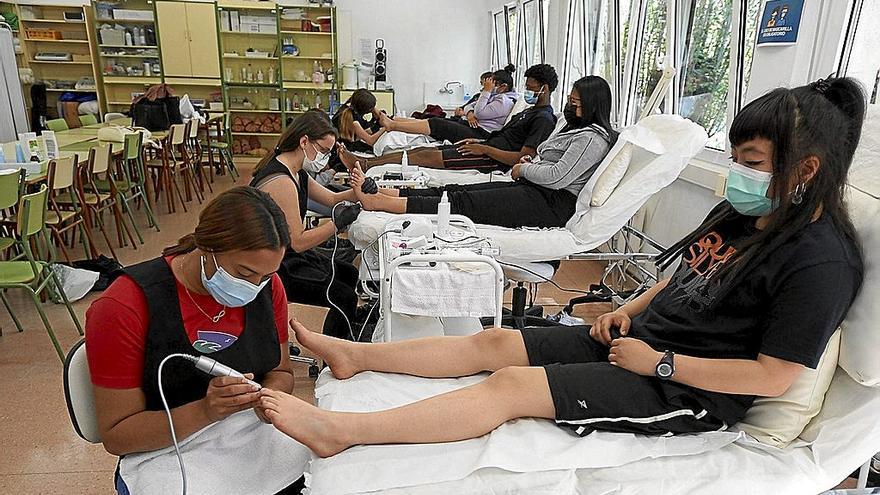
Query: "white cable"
328 202 356 341
157 353 200 495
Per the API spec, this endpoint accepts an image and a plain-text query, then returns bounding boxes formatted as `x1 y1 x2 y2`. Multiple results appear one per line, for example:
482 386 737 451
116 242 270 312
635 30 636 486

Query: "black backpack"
131 96 182 131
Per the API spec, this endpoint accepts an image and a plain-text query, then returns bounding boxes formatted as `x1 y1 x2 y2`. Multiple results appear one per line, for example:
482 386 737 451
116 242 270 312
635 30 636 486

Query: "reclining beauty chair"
492 65 679 328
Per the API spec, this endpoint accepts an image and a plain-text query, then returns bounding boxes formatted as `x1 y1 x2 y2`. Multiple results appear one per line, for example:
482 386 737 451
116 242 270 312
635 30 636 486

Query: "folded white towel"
390 262 498 318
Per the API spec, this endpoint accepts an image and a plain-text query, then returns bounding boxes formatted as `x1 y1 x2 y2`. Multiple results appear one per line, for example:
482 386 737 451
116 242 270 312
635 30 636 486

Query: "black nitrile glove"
361 177 378 194
332 202 362 231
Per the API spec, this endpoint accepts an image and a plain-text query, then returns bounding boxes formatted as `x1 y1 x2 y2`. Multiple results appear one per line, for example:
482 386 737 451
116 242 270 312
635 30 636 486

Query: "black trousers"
278 249 359 340
428 117 491 143
401 181 578 228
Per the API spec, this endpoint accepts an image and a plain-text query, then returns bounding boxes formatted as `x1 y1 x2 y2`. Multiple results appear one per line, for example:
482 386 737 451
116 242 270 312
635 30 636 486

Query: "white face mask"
303 142 330 174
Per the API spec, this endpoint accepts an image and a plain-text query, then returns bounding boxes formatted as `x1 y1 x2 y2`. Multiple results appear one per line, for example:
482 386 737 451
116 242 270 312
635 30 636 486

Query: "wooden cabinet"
156 1 219 79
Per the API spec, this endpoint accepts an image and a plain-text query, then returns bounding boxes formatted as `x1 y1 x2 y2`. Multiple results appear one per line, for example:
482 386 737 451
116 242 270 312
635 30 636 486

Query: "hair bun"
503 64 515 74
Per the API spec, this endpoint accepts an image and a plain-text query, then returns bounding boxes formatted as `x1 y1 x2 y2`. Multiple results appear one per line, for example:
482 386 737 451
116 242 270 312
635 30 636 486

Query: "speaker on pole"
374 38 387 82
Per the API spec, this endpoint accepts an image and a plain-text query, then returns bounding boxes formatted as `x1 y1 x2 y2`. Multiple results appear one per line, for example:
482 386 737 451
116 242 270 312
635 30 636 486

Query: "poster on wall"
757 0 804 45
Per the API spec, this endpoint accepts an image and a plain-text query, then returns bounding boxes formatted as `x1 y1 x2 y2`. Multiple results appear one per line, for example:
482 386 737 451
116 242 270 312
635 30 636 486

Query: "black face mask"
563 103 583 127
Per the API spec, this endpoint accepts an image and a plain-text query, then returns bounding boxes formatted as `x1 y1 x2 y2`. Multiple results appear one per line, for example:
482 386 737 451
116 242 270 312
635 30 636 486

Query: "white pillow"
737 329 840 447
590 142 633 207
837 185 880 385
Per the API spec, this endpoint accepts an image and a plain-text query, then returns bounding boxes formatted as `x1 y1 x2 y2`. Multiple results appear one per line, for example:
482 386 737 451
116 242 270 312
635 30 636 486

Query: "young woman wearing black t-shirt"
257 78 866 457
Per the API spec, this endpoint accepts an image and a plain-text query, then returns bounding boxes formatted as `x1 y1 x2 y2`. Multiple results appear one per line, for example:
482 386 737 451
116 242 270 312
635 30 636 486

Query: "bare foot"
348 166 383 211
378 112 395 131
290 319 361 379
337 143 363 171
260 389 351 457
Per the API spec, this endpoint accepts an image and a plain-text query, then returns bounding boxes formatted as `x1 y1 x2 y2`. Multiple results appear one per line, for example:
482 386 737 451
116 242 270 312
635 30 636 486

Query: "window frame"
495 0 765 159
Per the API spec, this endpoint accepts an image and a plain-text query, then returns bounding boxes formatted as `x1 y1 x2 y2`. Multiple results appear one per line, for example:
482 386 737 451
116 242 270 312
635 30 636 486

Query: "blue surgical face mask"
523 88 543 105
200 253 268 307
725 161 774 216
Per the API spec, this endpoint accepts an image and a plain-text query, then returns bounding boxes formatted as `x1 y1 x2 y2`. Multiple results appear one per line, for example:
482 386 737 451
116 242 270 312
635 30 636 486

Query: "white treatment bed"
349 113 709 265
303 111 880 494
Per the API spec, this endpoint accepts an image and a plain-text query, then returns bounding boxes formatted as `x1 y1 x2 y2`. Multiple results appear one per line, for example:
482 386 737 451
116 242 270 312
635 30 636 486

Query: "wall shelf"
25 39 90 44
100 53 160 58
103 76 162 84
99 44 158 49
223 55 279 60
46 88 97 92
95 18 156 24
229 109 283 113
280 30 331 36
282 81 333 90
30 60 93 65
220 31 277 37
20 19 85 24
281 55 332 60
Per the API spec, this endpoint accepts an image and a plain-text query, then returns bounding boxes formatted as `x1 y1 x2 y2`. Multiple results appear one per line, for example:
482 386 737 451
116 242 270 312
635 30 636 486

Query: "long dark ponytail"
656 77 866 304
254 110 337 173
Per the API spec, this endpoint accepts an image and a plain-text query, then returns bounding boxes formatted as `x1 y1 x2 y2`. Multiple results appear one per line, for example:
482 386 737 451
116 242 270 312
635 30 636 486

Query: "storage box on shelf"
92 0 161 112
12 3 102 123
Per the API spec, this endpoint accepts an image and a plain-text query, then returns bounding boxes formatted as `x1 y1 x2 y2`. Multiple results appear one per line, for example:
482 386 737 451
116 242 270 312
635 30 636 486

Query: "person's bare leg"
260 366 555 457
383 118 431 135
290 320 530 380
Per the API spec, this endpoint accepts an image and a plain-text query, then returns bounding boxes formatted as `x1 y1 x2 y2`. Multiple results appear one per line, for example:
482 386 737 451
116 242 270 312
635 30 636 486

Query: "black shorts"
520 326 729 437
428 117 491 143
439 144 507 171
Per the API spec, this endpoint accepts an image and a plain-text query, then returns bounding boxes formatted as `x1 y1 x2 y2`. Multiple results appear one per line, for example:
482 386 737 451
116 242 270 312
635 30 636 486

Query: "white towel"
390 262 498 318
373 131 448 156
119 410 311 495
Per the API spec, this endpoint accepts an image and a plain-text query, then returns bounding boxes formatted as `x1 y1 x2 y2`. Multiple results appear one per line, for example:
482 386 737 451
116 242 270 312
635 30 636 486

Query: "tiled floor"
0 161 611 494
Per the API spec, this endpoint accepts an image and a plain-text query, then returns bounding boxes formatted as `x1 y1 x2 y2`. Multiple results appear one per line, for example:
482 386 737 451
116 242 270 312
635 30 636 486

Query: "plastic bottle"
437 191 451 235
315 92 321 109
124 30 133 46
268 67 275 84
15 143 26 163
400 149 409 175
257 68 264 83
0 146 5 163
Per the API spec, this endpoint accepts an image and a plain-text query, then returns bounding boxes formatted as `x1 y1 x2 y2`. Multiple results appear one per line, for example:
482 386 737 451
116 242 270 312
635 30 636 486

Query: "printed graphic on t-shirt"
666 231 737 312
193 330 238 354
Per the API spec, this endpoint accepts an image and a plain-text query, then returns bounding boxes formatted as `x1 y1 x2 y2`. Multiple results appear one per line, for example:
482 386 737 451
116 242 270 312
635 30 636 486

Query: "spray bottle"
400 149 409 176
437 191 451 236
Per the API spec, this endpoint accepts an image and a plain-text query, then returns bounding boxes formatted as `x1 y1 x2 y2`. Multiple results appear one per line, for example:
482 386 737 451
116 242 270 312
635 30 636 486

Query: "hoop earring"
792 182 806 205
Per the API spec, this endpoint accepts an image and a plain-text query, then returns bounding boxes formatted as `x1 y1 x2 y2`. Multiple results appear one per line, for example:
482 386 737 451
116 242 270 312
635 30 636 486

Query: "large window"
561 0 626 117
491 1 548 78
679 0 732 148
631 0 667 119
513 0 761 152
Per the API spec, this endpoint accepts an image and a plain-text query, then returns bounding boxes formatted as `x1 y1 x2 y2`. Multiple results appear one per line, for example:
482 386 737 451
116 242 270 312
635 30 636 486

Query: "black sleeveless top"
250 157 309 222
127 257 280 411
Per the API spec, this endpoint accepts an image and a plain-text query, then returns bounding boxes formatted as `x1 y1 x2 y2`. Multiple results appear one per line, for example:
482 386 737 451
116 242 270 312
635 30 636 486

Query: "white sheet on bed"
366 164 514 188
305 368 880 495
306 370 742 495
373 131 449 156
349 211 587 264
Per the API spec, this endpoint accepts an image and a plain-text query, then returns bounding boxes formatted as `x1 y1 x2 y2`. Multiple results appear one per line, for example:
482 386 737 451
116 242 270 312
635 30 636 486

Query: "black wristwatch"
655 350 675 380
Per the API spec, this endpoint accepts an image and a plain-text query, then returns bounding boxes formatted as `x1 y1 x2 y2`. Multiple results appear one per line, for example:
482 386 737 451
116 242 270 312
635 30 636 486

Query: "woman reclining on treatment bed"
346 75 617 229
338 64 559 173
258 77 867 458
380 64 518 143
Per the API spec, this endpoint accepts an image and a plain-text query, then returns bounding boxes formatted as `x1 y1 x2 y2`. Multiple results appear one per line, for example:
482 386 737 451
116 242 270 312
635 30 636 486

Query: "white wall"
335 0 492 114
